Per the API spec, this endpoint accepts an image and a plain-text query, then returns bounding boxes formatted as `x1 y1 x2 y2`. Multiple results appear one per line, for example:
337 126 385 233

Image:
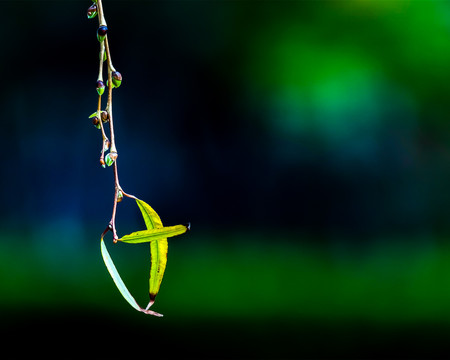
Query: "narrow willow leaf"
100 238 163 317
135 198 163 230
119 224 189 244
150 238 168 301
134 198 167 302
124 198 189 306
100 238 140 311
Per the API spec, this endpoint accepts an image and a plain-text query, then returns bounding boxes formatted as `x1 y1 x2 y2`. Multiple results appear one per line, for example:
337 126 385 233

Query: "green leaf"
100 237 163 317
119 224 189 244
133 198 175 302
101 197 189 315
89 111 99 118
100 238 140 311
149 238 168 302
135 198 163 229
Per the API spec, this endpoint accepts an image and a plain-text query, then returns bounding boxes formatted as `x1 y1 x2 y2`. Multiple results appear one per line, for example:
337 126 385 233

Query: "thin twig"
96 0 124 242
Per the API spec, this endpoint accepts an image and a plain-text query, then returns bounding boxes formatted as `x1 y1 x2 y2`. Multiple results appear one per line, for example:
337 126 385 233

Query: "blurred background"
2 0 450 357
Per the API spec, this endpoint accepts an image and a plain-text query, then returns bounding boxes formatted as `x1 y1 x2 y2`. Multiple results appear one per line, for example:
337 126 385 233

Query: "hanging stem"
89 1 189 317
95 0 132 242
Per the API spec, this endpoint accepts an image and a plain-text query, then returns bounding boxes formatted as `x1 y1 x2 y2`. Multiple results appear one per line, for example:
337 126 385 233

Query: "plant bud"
100 158 106 168
104 139 111 151
92 116 101 129
97 25 108 42
112 71 122 88
105 152 117 167
101 110 109 123
96 80 105 96
109 151 118 162
105 153 113 167
117 190 123 203
87 4 97 19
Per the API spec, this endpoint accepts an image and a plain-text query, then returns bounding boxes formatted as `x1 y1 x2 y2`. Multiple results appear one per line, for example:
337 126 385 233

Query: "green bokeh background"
2 0 450 358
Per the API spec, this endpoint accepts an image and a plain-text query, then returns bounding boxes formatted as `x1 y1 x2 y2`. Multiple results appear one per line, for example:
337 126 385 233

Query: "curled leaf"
100 236 163 316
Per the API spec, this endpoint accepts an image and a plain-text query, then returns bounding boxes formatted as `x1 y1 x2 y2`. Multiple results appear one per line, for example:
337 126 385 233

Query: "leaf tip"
142 301 163 317
144 310 163 317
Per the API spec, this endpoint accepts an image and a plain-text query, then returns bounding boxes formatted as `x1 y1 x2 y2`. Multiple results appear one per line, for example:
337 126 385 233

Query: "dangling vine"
87 0 189 317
